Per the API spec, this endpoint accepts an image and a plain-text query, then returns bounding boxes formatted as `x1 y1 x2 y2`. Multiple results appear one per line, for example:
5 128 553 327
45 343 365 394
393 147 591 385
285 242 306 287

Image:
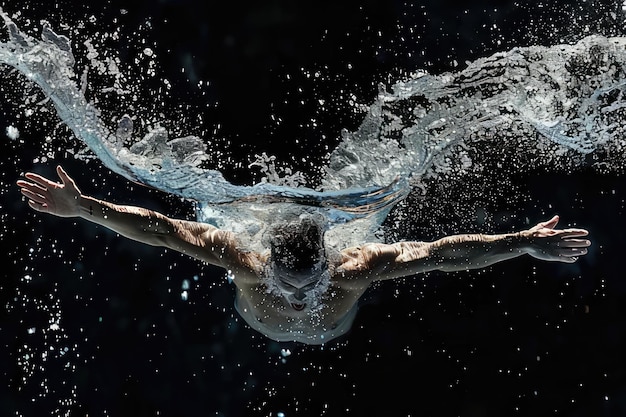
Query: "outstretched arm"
337 216 590 282
16 165 254 271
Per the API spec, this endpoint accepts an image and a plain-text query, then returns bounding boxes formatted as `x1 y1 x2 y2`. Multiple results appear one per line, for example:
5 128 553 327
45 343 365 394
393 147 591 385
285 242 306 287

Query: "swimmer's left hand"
16 165 82 218
520 215 591 263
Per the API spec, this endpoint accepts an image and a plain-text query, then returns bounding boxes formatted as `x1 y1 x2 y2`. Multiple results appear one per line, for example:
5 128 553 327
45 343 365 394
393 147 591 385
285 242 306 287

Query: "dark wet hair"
269 216 325 272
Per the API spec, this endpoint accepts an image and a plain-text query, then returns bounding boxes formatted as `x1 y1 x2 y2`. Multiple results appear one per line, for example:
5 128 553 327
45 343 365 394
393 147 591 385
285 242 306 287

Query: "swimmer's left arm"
338 216 590 281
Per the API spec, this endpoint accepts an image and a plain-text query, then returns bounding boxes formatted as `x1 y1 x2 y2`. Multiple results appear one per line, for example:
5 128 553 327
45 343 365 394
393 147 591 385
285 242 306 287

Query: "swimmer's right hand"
16 165 82 218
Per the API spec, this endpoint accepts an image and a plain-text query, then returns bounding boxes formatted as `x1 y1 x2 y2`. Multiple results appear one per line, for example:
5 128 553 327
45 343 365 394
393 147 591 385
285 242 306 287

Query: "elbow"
150 234 171 247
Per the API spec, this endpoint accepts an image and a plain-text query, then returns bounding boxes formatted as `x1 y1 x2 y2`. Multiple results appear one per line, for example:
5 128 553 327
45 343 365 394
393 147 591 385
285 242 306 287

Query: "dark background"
1 1 626 416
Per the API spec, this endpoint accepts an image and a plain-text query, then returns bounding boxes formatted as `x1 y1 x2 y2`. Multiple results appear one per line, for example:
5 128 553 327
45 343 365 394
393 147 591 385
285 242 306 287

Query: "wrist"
78 195 96 218
511 230 531 254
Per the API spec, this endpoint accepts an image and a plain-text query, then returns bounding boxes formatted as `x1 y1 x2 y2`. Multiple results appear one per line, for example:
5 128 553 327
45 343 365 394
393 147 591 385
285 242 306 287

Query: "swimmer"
16 165 591 344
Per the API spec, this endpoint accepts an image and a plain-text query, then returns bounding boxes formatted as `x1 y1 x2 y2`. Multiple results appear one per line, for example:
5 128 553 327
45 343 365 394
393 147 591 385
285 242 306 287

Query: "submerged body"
17 166 591 344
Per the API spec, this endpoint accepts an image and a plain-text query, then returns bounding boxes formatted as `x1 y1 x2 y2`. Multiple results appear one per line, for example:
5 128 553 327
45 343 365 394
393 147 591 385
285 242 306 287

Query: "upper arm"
379 241 437 280
153 217 243 270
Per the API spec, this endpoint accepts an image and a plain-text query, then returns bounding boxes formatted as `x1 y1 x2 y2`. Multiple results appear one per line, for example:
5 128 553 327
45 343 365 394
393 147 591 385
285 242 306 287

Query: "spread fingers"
20 188 48 204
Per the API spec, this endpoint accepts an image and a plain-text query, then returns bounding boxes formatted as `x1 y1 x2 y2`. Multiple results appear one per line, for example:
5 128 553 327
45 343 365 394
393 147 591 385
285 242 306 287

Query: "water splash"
0 12 626 244
324 38 626 191
2 8 626 249
0 7 406 229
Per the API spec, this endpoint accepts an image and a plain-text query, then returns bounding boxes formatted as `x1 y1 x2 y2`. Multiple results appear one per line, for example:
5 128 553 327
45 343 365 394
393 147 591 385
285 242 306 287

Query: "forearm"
426 232 527 272
78 195 175 245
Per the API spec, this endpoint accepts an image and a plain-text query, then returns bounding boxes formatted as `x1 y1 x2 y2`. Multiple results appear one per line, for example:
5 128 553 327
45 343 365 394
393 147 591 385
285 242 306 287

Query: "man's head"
268 215 328 311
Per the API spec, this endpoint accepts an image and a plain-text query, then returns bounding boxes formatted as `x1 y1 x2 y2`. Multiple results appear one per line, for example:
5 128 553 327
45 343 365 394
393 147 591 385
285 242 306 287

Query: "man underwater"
17 165 591 344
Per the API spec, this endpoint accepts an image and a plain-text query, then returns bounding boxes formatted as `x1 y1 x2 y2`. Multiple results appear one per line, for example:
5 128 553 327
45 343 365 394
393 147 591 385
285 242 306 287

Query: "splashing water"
0 8 415 250
2 8 625 248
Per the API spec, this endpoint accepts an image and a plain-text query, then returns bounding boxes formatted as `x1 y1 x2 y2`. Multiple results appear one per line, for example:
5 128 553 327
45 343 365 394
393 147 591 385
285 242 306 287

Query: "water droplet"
5 125 19 140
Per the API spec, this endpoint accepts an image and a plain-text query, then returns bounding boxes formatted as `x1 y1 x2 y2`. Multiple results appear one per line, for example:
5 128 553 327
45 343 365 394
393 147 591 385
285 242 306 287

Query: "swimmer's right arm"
16 165 250 270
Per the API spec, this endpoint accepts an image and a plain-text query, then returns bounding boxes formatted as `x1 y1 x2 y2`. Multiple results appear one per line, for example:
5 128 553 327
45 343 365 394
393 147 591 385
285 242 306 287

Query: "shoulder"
228 249 268 284
328 244 394 289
